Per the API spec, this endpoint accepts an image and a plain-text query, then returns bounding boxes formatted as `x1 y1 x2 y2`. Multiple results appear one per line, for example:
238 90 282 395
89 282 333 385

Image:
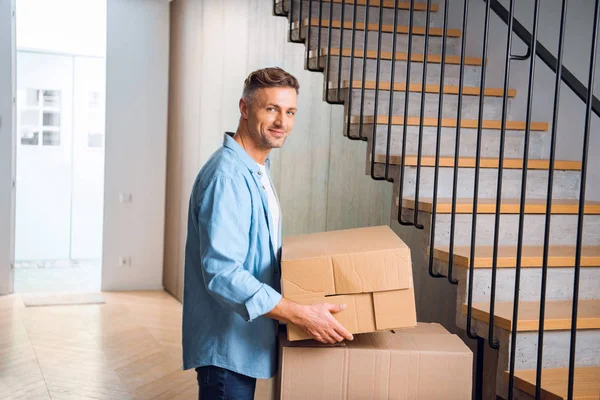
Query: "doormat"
21 292 105 307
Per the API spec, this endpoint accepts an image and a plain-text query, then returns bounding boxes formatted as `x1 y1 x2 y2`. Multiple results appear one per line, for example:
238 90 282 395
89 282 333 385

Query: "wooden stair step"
399 198 600 215
277 0 438 11
295 18 462 37
373 155 582 170
311 47 484 65
463 299 600 331
336 80 514 96
431 245 600 268
507 366 600 400
352 116 549 131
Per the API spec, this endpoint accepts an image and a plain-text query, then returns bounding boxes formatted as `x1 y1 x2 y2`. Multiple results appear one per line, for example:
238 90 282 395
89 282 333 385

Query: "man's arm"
198 175 282 322
199 174 353 343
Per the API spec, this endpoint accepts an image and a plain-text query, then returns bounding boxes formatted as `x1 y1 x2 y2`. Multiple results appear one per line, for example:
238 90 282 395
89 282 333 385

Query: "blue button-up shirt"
182 132 283 379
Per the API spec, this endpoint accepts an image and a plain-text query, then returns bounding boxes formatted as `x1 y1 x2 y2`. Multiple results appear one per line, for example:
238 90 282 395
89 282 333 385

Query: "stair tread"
506 366 600 400
295 18 462 37
463 299 600 331
374 155 582 170
352 115 549 130
431 245 600 268
335 80 515 97
310 47 484 65
277 0 439 11
399 197 600 215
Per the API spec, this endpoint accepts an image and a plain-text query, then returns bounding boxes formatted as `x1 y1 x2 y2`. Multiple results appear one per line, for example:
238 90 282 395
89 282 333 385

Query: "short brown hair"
242 67 300 102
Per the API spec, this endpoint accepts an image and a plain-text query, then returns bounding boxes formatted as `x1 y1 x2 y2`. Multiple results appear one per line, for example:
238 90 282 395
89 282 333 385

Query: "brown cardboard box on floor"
277 323 473 400
281 225 417 341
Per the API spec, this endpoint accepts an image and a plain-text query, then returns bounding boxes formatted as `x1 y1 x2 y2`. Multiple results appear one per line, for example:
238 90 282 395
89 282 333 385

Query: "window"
18 88 62 147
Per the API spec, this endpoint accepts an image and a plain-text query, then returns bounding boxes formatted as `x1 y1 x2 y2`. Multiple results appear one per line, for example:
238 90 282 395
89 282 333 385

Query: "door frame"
0 0 16 295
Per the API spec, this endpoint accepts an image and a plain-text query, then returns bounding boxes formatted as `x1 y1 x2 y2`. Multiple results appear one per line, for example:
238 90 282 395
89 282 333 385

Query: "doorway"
13 0 106 293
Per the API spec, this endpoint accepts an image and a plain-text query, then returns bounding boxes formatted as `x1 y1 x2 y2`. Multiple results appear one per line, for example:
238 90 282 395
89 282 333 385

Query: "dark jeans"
195 365 256 400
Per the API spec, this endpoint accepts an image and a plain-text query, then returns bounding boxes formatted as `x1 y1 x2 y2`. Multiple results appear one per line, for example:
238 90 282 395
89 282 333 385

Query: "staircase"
272 0 600 399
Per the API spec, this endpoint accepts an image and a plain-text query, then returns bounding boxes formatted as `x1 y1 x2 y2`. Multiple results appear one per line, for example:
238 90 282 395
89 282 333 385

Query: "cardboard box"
277 323 473 400
282 226 416 340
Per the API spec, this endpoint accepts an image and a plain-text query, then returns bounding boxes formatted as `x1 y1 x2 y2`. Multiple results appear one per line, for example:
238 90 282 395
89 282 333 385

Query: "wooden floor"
0 290 273 400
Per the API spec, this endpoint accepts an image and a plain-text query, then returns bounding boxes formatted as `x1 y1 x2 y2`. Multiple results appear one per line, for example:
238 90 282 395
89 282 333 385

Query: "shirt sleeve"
197 175 282 322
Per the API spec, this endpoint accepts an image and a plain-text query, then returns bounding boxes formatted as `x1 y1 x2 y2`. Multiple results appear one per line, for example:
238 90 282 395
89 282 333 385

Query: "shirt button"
257 171 262 176
262 185 266 190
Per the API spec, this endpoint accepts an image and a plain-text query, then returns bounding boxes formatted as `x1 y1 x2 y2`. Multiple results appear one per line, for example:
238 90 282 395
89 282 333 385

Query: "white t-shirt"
257 163 280 252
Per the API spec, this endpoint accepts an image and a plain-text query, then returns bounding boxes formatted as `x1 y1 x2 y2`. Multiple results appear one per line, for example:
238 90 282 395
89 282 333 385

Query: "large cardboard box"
277 323 473 400
282 225 417 340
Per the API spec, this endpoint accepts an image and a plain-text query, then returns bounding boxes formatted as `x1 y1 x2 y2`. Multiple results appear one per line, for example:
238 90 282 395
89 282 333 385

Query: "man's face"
241 87 297 150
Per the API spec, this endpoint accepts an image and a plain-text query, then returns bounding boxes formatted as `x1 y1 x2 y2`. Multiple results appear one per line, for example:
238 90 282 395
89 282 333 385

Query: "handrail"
485 0 600 118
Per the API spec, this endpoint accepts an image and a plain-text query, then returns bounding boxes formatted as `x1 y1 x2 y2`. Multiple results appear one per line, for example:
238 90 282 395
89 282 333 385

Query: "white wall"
0 0 16 295
102 0 169 291
16 0 106 57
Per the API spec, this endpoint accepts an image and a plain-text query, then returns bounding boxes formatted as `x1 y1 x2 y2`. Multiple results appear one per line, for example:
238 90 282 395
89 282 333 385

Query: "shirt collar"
223 132 271 173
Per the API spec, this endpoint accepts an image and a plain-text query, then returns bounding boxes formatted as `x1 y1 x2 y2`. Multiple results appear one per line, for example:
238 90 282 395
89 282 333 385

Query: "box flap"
392 322 450 335
373 288 417 330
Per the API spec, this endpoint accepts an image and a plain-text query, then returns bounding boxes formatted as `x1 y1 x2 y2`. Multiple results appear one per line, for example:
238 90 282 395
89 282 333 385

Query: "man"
182 67 354 400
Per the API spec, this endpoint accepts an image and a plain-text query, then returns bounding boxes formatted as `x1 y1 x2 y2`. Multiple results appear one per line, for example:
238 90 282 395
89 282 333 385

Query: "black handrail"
345 0 363 140
383 0 401 182
369 2 387 181
485 0 600 118
325 0 345 104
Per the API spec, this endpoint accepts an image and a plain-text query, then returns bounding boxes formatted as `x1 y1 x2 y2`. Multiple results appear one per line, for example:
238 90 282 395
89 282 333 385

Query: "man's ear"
239 98 249 120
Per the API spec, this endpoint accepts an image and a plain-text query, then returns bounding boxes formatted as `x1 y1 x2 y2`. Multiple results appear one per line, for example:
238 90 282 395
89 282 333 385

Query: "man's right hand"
292 302 354 344
265 298 354 344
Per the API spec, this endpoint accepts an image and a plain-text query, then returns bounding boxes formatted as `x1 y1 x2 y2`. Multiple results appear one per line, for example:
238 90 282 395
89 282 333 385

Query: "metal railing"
272 0 600 399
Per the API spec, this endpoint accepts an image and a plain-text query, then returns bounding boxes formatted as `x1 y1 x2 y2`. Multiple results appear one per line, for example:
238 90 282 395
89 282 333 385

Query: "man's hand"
266 298 354 344
293 303 354 344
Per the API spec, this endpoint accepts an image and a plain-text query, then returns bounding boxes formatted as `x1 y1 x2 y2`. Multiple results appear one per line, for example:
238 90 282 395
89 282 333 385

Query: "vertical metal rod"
358 0 371 141
446 0 470 285
289 0 304 43
488 0 516 350
476 337 485 400
306 0 321 72
346 0 362 139
568 2 599 398
536 1 568 398
508 0 540 398
326 0 344 103
412 0 433 229
336 0 347 101
466 0 492 341
384 0 401 181
427 0 450 279
397 0 416 225
369 1 386 180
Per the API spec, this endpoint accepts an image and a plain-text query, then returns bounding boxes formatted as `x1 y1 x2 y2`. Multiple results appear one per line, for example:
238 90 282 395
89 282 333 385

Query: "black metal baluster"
369 2 387 180
508 1 540 398
536 1 568 398
466 0 491 343
396 0 416 226
412 0 433 229
289 0 304 43
430 0 457 281
488 0 516 350
568 2 599 399
306 0 324 72
383 0 401 181
358 0 371 141
326 0 345 104
274 0 287 16
335 0 347 102
345 0 363 139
